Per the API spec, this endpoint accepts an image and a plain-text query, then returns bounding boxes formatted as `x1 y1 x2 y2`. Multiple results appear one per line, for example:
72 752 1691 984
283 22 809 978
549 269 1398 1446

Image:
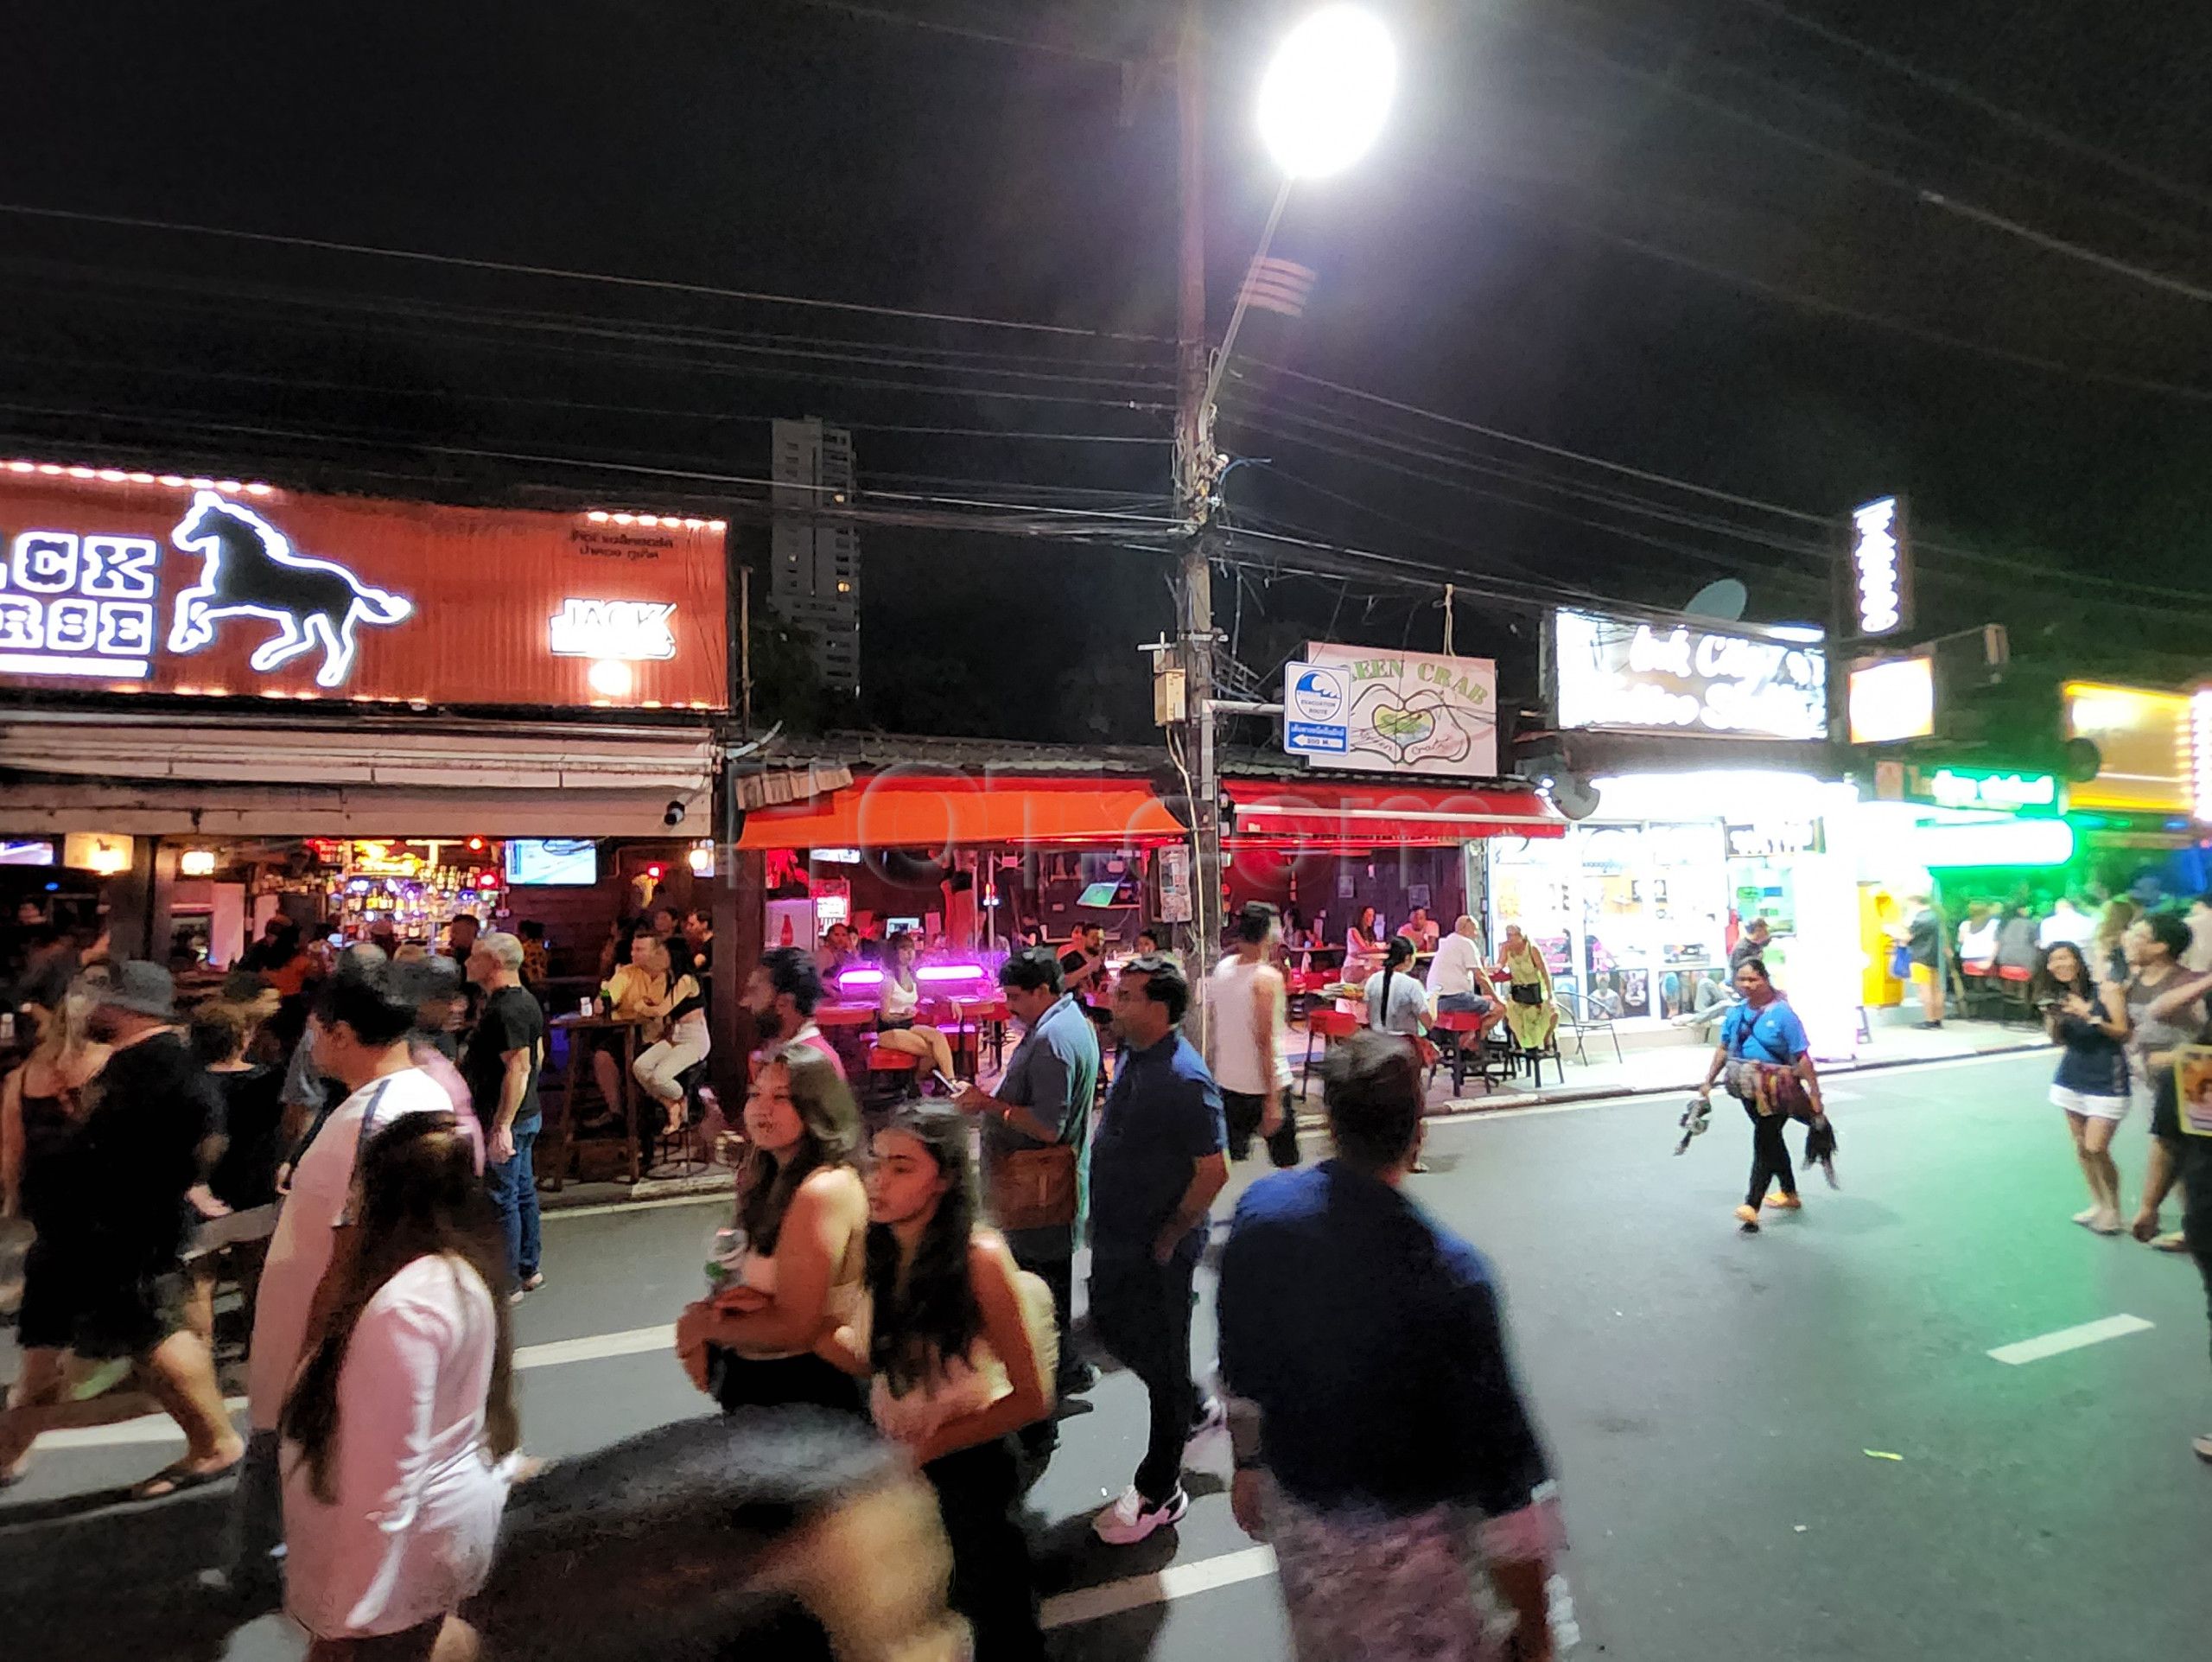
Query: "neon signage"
548 597 677 660
1554 609 1827 741
168 492 413 688
1849 495 1911 639
1910 766 2059 817
0 530 161 678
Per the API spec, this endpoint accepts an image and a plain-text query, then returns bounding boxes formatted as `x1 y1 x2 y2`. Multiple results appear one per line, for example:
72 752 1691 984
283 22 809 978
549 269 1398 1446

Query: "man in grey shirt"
957 946 1100 1404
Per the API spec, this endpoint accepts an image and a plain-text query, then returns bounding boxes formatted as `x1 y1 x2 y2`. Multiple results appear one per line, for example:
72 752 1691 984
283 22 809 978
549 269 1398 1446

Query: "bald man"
1427 916 1498 1015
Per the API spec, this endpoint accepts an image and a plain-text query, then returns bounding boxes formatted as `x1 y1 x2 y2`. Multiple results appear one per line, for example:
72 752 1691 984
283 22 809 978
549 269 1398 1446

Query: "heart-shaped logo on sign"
1370 702 1436 744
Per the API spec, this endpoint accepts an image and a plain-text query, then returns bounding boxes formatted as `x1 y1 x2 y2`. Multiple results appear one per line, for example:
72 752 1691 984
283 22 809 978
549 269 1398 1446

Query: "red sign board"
0 465 728 710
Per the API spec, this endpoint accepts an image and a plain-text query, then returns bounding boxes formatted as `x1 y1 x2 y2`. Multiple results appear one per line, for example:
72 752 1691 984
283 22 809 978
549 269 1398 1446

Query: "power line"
1725 0 2212 218
1504 12 2212 312
780 0 1135 66
0 201 1172 344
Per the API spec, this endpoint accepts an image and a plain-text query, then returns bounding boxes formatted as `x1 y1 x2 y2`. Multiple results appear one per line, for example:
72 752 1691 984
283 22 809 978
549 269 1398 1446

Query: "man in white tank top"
1207 902 1295 1166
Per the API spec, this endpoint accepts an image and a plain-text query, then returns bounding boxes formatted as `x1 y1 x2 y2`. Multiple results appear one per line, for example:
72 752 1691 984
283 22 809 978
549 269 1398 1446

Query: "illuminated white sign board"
1847 655 1935 744
548 598 677 660
1849 494 1911 639
1553 609 1827 741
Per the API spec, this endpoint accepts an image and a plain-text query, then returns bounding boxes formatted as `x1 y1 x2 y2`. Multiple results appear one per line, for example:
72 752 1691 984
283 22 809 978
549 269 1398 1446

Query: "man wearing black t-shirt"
467 931 547 1297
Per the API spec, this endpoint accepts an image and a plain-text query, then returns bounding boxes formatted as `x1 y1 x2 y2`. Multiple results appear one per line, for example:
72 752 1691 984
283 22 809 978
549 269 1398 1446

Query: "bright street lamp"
1256 6 1398 180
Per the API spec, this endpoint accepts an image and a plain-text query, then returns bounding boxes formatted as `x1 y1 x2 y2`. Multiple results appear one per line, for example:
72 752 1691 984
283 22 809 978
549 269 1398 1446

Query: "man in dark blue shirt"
1218 1030 1560 1658
1086 952 1227 1545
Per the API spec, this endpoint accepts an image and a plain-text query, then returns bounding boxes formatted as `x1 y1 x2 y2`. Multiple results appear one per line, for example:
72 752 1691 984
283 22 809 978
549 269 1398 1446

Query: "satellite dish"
1550 774 1603 821
1683 578 1748 621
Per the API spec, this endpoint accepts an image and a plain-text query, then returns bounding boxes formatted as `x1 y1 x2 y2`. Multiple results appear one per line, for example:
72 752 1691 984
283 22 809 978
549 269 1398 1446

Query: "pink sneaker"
1092 1484 1190 1545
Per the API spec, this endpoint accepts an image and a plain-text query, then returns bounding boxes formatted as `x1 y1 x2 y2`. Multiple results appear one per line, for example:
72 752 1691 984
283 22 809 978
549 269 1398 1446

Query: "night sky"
3 1 2209 744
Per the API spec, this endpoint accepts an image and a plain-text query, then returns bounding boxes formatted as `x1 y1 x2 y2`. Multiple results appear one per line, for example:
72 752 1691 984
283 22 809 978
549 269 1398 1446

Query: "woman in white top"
629 935 711 1137
833 1102 1051 1661
873 930 959 1085
1363 935 1433 1040
1345 906 1384 981
281 1111 517 1661
675 1042 871 1415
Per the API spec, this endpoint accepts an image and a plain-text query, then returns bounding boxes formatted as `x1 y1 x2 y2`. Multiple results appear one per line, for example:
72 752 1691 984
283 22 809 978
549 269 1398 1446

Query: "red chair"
865 1044 919 1108
1300 1008 1358 1098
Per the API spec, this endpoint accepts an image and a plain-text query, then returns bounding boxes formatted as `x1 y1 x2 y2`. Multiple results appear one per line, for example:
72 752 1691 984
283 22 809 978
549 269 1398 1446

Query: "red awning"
737 774 1185 851
1225 779 1565 848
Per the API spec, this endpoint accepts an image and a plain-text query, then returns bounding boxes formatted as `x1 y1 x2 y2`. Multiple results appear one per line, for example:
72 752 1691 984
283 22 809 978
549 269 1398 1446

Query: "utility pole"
1173 0 1222 1013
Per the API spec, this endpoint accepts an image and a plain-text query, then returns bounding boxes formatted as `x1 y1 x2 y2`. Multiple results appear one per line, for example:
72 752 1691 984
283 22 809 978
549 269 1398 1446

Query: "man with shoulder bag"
956 946 1101 1418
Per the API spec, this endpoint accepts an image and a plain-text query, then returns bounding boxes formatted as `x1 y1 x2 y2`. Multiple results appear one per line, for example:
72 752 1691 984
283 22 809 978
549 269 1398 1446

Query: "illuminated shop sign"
2065 681 2190 814
549 598 677 660
1902 764 2059 816
1554 609 1826 741
1848 495 1911 638
1847 656 1935 744
0 465 728 707
1725 820 1822 859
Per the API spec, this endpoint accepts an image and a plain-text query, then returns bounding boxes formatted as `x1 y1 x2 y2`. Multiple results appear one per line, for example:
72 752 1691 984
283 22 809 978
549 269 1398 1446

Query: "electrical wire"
1722 0 2212 217
779 0 1135 66
0 201 1173 344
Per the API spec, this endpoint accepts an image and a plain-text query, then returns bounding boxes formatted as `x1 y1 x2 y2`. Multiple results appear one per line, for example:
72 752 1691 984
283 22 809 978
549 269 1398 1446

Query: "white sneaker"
1093 1484 1190 1545
1186 1394 1227 1446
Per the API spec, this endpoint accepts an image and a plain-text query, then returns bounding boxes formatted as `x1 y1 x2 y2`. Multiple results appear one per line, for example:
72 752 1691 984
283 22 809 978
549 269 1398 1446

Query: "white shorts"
2050 1085 2129 1122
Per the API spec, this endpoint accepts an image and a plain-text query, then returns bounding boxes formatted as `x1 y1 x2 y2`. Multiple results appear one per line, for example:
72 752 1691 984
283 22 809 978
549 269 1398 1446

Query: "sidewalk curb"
1305 1033 2052 1130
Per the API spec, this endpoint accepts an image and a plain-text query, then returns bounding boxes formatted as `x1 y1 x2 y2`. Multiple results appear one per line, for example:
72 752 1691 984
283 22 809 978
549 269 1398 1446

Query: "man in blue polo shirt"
1086 952 1228 1545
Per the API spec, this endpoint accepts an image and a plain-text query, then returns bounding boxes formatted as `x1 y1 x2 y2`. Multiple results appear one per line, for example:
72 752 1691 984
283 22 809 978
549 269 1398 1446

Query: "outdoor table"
546 1012 642 1188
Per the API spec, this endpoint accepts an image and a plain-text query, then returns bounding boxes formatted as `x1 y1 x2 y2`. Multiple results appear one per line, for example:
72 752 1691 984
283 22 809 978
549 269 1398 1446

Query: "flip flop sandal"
130 1456 243 1501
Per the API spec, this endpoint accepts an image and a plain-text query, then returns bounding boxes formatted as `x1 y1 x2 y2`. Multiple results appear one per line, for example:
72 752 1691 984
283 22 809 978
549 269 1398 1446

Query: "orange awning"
737 774 1184 851
1225 780 1565 848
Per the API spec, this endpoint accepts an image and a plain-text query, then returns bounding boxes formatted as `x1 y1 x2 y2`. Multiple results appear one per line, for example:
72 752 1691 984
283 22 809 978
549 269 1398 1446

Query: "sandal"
130 1454 243 1501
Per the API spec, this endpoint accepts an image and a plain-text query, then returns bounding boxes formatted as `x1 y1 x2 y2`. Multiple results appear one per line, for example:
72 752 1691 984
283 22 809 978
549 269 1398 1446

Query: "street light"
1205 6 1397 411
1256 5 1398 179
1172 3 1396 1028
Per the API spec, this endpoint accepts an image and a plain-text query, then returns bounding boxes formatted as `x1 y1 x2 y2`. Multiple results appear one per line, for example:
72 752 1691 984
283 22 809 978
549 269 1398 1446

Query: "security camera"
663 799 687 829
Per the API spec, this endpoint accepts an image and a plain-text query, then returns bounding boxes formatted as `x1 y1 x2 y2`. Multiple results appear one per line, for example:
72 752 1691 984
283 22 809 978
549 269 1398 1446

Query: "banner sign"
1300 641 1498 777
1847 494 1912 639
0 467 728 709
1553 609 1827 741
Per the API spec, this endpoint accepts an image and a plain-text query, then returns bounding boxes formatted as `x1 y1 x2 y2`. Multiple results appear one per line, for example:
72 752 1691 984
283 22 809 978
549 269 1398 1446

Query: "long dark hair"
281 1112 518 1504
886 930 918 992
1376 933 1415 1030
865 1101 982 1396
737 1041 862 1255
2036 941 2092 1003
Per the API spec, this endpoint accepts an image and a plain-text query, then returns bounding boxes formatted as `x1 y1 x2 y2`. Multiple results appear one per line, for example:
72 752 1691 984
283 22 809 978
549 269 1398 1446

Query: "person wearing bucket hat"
0 960 242 1495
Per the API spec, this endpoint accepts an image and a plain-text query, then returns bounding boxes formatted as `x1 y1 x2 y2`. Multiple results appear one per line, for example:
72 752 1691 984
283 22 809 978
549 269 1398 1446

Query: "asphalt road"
6 1049 2209 1659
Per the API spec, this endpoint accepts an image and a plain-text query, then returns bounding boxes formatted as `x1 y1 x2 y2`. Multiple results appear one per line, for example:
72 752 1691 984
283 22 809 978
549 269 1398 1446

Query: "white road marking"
25 1326 679 1454
512 1324 674 1369
1988 1314 2154 1366
543 1191 729 1221
1040 1544 1278 1628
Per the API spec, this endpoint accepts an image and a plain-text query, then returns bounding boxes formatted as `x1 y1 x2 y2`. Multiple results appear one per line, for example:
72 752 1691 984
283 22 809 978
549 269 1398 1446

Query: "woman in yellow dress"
1498 923 1558 1053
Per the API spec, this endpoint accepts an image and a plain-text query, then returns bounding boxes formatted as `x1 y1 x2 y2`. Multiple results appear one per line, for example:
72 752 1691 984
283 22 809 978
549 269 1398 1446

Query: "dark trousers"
2192 1245 2212 1375
1223 1089 1300 1167
925 1437 1046 1661
1088 1251 1198 1505
1745 1105 1796 1207
485 1128 541 1281
1010 1239 1077 1379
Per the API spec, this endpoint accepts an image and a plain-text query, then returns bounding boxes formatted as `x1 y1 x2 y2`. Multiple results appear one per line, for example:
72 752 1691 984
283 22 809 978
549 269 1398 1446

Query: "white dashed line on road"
1988 1314 2154 1366
1040 1544 1278 1629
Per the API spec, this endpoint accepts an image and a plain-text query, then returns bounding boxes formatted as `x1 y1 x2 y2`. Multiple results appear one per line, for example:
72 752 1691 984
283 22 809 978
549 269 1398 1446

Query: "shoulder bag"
988 1137 1077 1233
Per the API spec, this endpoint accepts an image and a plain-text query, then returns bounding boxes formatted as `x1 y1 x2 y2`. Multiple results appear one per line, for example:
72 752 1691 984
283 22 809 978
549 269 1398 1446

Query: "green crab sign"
1298 641 1498 777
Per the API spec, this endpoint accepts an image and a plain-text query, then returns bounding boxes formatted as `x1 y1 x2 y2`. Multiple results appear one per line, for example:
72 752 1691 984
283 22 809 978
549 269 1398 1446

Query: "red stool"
865 1044 919 1108
1996 963 2035 1024
1300 1007 1358 1098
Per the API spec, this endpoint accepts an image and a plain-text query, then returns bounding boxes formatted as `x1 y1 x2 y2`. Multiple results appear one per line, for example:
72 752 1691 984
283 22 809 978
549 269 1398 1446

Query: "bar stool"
645 1059 714 1181
1995 964 2036 1024
1300 1008 1358 1098
865 1043 920 1110
1430 1008 1491 1095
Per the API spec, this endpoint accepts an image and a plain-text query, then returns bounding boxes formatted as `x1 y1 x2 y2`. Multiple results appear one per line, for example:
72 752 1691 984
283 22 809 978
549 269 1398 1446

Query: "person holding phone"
874 931 960 1087
2037 941 2132 1233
